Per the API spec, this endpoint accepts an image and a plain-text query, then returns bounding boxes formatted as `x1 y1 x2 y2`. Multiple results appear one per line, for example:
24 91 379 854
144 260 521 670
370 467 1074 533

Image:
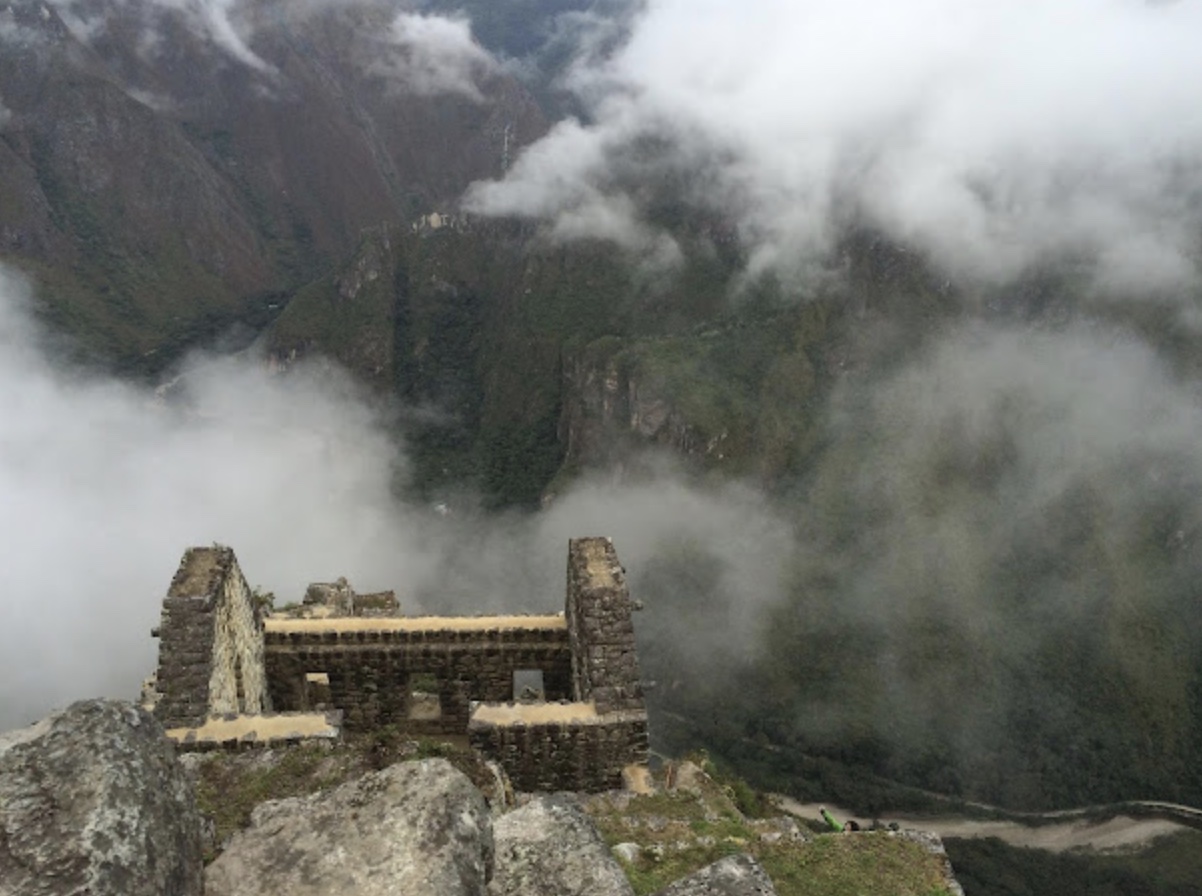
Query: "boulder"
489 795 634 896
205 758 492 896
652 853 777 896
0 699 204 896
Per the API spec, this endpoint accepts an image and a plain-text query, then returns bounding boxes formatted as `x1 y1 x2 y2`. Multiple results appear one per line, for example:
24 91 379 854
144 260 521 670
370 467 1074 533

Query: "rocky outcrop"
895 830 966 896
205 758 493 896
651 854 777 896
0 700 204 896
489 795 634 896
559 351 706 470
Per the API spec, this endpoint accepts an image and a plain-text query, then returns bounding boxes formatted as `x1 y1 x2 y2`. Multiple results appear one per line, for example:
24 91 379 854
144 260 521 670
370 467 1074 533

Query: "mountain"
5 1 1202 877
0 0 545 368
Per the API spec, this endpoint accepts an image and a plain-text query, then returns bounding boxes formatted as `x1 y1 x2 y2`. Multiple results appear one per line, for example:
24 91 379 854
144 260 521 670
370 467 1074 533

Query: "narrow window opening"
304 671 331 711
408 672 442 720
514 669 545 702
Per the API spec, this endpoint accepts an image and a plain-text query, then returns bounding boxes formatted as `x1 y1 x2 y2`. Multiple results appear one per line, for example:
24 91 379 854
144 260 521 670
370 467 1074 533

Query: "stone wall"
208 555 269 715
468 705 650 792
566 537 644 714
263 617 574 731
152 547 270 729
150 539 651 793
299 580 400 618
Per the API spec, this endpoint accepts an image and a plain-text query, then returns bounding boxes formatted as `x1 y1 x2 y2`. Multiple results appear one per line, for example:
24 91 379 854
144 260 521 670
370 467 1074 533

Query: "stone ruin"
145 537 649 792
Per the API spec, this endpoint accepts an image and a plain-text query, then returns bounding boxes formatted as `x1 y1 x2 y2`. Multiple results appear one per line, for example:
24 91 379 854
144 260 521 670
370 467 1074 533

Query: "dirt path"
773 796 1190 853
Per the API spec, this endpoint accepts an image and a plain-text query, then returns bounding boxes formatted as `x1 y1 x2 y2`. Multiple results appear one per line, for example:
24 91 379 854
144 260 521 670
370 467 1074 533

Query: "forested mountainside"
0 0 546 366
4 0 1202 842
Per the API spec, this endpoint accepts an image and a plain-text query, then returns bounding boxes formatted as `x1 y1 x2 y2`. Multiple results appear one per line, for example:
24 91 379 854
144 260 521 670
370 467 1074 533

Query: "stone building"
147 537 649 791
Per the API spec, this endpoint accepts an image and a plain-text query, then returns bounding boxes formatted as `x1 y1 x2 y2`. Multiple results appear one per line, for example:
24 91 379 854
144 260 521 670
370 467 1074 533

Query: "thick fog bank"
0 266 792 731
469 0 1202 292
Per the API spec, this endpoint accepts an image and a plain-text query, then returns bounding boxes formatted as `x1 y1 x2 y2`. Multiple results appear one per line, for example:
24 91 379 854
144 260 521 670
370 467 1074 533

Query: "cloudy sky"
0 261 792 730
5 0 1202 742
468 0 1202 291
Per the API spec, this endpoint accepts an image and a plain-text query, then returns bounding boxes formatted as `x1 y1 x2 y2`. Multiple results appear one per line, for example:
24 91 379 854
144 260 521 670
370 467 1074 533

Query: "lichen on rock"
204 757 492 896
489 794 634 896
0 699 204 896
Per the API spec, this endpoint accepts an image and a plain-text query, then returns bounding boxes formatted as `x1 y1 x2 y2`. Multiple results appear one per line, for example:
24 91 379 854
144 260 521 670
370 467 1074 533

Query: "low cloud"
0 266 793 731
467 0 1202 291
372 12 497 101
775 320 1202 799
0 266 422 727
46 0 275 72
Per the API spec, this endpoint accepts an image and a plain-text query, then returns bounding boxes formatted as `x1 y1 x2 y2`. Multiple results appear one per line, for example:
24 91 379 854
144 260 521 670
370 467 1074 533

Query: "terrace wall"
263 618 573 731
566 537 645 713
468 705 650 792
152 547 270 728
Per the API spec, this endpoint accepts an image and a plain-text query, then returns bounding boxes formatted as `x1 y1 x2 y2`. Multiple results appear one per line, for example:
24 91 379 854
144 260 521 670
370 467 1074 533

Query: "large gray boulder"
0 699 204 896
653 853 777 896
489 795 634 896
205 758 492 896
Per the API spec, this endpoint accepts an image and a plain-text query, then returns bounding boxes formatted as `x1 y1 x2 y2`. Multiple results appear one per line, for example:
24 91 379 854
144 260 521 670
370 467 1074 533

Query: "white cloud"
0 265 793 730
373 12 497 101
46 0 274 72
467 0 1202 289
0 266 426 727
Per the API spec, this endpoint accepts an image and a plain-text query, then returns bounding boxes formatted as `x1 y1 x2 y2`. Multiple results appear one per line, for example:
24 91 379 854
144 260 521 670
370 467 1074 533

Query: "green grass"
760 836 955 896
193 742 351 859
585 760 957 896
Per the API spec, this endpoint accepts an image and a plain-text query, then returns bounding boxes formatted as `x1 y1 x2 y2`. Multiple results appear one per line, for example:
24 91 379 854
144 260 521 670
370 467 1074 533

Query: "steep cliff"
0 0 546 370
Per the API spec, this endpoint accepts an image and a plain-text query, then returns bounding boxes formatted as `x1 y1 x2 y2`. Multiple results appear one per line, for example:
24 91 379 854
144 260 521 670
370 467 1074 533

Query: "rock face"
489 795 634 896
895 831 966 896
652 854 778 896
205 758 492 896
0 699 204 896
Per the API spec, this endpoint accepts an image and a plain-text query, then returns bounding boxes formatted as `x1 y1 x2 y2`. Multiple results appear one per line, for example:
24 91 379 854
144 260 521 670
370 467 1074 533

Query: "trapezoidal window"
304 672 331 711
513 669 544 702
408 672 441 721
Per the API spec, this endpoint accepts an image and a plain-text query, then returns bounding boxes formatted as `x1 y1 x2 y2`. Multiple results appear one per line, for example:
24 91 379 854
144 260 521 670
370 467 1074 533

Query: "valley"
3 2 1202 893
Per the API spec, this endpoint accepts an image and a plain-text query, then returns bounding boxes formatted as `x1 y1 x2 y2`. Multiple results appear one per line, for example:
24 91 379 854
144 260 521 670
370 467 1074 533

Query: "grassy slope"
584 757 956 896
189 734 957 895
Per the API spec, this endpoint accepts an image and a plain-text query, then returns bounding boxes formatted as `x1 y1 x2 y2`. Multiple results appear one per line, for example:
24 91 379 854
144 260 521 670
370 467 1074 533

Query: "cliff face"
559 350 711 468
0 0 830 501
0 0 546 369
556 304 833 485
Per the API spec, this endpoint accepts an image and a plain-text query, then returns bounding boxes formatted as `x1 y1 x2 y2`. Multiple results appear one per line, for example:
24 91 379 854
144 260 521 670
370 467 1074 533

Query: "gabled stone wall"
152 547 271 729
566 537 645 713
209 556 269 715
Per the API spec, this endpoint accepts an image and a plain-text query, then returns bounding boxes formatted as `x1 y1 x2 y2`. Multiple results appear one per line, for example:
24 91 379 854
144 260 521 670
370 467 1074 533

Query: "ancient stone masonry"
300 578 400 618
263 616 575 732
150 546 271 729
468 705 650 793
566 537 645 713
149 537 648 791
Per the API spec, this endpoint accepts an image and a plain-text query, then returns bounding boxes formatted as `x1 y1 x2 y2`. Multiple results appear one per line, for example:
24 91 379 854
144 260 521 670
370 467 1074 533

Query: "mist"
0 265 794 732
466 0 1202 291
7 0 1202 810
747 320 1202 805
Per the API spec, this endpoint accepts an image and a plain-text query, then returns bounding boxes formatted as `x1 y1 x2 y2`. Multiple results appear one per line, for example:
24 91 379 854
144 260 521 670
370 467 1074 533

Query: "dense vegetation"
945 833 1202 896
